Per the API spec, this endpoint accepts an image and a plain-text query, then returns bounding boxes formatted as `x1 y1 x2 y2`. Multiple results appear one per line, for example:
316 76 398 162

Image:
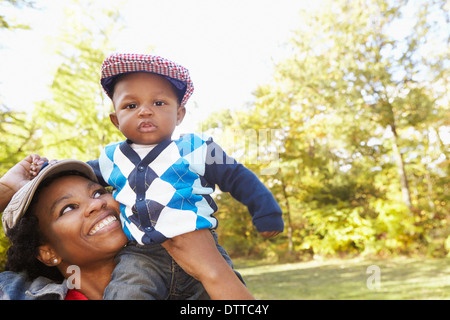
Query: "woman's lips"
88 215 119 236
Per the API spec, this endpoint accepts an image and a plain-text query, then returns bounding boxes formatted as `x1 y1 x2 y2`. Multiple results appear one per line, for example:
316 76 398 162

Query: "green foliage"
203 0 449 260
214 192 261 257
0 0 448 273
0 106 40 175
0 0 125 271
0 0 34 30
29 2 125 162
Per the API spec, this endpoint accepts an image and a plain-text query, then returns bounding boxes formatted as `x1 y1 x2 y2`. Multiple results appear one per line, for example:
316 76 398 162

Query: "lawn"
234 256 450 300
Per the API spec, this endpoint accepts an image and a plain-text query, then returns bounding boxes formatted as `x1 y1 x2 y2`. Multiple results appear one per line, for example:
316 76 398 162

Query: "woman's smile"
88 213 119 236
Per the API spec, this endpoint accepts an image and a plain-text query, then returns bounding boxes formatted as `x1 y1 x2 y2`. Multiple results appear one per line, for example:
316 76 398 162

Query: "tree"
0 0 128 270
203 0 449 259
277 0 448 212
0 0 35 30
0 0 40 174
0 0 38 269
29 1 126 161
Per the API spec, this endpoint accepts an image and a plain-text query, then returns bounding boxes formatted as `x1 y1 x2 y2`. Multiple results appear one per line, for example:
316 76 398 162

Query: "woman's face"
34 175 127 268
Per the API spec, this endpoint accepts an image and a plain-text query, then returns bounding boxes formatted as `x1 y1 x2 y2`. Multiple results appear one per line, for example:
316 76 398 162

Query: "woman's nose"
85 198 107 217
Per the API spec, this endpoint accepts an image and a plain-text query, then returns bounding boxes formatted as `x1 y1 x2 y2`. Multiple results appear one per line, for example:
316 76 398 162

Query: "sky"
1 0 448 143
0 0 314 134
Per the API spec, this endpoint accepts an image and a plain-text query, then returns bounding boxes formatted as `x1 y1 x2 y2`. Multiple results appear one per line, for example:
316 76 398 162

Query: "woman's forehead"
45 174 95 191
37 175 98 208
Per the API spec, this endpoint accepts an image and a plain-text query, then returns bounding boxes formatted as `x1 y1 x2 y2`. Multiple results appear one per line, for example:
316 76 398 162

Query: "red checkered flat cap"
101 53 194 107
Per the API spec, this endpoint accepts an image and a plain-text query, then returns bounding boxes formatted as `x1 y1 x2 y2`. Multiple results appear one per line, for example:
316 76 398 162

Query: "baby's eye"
154 101 165 107
125 104 137 109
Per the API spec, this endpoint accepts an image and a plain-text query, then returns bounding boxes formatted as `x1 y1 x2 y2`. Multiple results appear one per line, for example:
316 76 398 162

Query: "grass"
234 256 450 300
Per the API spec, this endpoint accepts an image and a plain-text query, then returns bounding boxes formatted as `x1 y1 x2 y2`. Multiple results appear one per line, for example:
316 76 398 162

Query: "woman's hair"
5 171 89 281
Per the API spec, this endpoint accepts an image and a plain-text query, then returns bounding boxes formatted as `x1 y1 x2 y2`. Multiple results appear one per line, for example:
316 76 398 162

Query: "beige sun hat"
2 159 98 235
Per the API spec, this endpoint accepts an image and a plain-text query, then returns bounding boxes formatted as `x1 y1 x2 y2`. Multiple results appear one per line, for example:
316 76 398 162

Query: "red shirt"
65 289 88 300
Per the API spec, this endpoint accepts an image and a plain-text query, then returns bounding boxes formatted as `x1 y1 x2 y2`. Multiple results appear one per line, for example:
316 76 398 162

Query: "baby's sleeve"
204 140 284 233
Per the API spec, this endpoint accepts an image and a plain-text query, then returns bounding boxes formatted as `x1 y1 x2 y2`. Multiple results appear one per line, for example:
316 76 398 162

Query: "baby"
88 53 284 299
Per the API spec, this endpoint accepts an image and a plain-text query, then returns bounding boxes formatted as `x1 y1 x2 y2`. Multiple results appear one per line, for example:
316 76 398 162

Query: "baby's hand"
259 231 281 238
29 154 48 177
1 154 49 192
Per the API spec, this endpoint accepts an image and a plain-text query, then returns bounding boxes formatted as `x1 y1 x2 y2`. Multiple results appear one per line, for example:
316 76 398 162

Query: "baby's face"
110 72 185 145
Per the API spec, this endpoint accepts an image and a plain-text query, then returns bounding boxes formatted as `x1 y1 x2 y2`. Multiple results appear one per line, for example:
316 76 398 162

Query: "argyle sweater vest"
88 133 284 245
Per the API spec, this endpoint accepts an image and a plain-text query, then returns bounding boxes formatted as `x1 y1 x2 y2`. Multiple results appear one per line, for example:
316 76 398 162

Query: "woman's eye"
60 204 76 216
93 189 106 198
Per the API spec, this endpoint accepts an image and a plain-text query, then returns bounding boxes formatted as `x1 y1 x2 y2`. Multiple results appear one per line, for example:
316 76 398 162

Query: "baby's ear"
109 112 120 129
176 106 186 125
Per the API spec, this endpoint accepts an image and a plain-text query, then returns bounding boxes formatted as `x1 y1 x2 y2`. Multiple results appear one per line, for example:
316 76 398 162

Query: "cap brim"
2 159 98 234
101 72 187 103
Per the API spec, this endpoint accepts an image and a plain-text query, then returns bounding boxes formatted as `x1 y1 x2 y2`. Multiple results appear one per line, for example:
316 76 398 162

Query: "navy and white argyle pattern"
98 133 218 245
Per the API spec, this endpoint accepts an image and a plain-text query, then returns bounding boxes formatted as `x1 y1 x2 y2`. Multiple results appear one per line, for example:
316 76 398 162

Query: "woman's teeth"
89 215 117 235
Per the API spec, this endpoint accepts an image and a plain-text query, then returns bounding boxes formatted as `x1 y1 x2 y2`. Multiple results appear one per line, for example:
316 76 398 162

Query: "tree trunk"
279 170 294 255
390 122 413 211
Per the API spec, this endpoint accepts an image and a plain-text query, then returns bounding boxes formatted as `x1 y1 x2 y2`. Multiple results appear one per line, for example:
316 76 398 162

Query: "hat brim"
2 159 98 234
101 72 187 103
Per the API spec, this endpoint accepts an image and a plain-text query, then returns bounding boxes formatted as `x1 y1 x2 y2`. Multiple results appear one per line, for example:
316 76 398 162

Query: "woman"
0 155 253 300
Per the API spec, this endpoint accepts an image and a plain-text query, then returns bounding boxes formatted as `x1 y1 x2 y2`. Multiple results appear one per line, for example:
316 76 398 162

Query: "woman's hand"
162 229 255 300
161 229 214 280
0 154 48 212
260 231 280 238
